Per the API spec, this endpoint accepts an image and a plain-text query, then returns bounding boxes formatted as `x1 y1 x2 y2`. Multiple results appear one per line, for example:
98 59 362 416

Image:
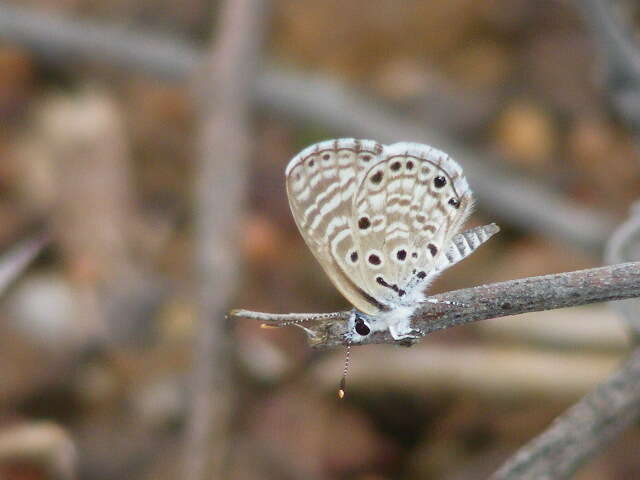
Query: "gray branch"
490 345 640 479
0 2 615 251
231 262 640 349
490 206 640 480
182 0 268 479
577 0 640 133
0 233 48 298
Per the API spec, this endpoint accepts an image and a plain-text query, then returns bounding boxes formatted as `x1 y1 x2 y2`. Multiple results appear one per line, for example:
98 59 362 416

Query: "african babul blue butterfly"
231 139 498 397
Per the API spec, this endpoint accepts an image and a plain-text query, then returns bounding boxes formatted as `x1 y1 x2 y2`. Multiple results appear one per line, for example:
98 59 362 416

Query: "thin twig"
0 233 48 297
182 1 267 479
230 262 640 348
255 69 613 251
0 3 615 251
312 345 620 399
488 206 640 479
490 345 640 479
577 0 640 133
606 201 640 335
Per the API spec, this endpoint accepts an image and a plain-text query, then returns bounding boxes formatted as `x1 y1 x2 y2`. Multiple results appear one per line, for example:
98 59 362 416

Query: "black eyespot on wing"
350 251 358 262
428 244 438 256
371 171 383 184
406 161 414 170
391 161 401 171
368 254 381 265
417 271 426 279
358 217 370 229
308 159 315 167
397 249 407 261
322 153 330 160
434 176 446 188
411 252 418 258
355 317 370 336
448 198 460 208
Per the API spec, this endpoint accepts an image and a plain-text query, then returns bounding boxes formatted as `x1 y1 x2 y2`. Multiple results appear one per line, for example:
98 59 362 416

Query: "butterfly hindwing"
352 143 473 306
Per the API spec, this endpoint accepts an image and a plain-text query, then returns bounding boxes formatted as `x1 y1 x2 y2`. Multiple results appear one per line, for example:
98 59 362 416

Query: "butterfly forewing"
286 139 473 313
286 139 385 314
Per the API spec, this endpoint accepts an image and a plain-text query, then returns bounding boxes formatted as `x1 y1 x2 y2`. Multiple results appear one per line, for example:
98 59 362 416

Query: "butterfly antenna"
338 343 352 399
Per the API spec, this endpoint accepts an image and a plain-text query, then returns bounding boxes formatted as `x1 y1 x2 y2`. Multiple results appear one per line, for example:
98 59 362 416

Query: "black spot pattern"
371 171 383 184
355 317 370 336
428 244 438 256
350 251 358 262
434 176 446 188
391 161 401 171
448 198 460 208
368 254 381 265
397 249 407 261
358 217 370 229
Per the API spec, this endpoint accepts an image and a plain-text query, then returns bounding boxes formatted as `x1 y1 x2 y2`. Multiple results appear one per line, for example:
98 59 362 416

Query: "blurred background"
0 0 640 479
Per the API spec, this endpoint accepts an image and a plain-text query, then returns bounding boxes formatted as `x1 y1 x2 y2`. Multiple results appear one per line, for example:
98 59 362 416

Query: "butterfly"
231 139 498 395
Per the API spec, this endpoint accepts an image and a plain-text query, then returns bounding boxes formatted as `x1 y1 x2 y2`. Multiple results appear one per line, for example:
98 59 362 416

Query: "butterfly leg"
388 323 423 341
375 306 424 341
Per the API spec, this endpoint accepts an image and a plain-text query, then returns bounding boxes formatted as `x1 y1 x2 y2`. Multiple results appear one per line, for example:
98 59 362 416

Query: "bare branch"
0 233 48 297
0 422 77 480
311 345 620 399
182 1 268 479
606 202 640 334
490 345 640 479
255 70 613 251
577 0 640 132
231 262 640 349
0 3 615 251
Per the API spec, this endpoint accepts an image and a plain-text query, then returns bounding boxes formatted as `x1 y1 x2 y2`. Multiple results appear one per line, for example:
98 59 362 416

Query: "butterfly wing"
351 142 473 306
285 138 386 314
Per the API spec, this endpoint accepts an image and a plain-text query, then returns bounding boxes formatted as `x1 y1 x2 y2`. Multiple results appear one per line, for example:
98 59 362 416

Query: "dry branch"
578 0 640 132
488 207 640 479
490 345 640 479
606 202 640 334
0 3 615 251
0 233 48 297
182 0 267 479
312 345 620 400
231 262 640 349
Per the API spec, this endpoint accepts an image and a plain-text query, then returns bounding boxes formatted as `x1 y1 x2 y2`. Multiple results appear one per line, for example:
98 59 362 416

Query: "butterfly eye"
354 317 371 336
